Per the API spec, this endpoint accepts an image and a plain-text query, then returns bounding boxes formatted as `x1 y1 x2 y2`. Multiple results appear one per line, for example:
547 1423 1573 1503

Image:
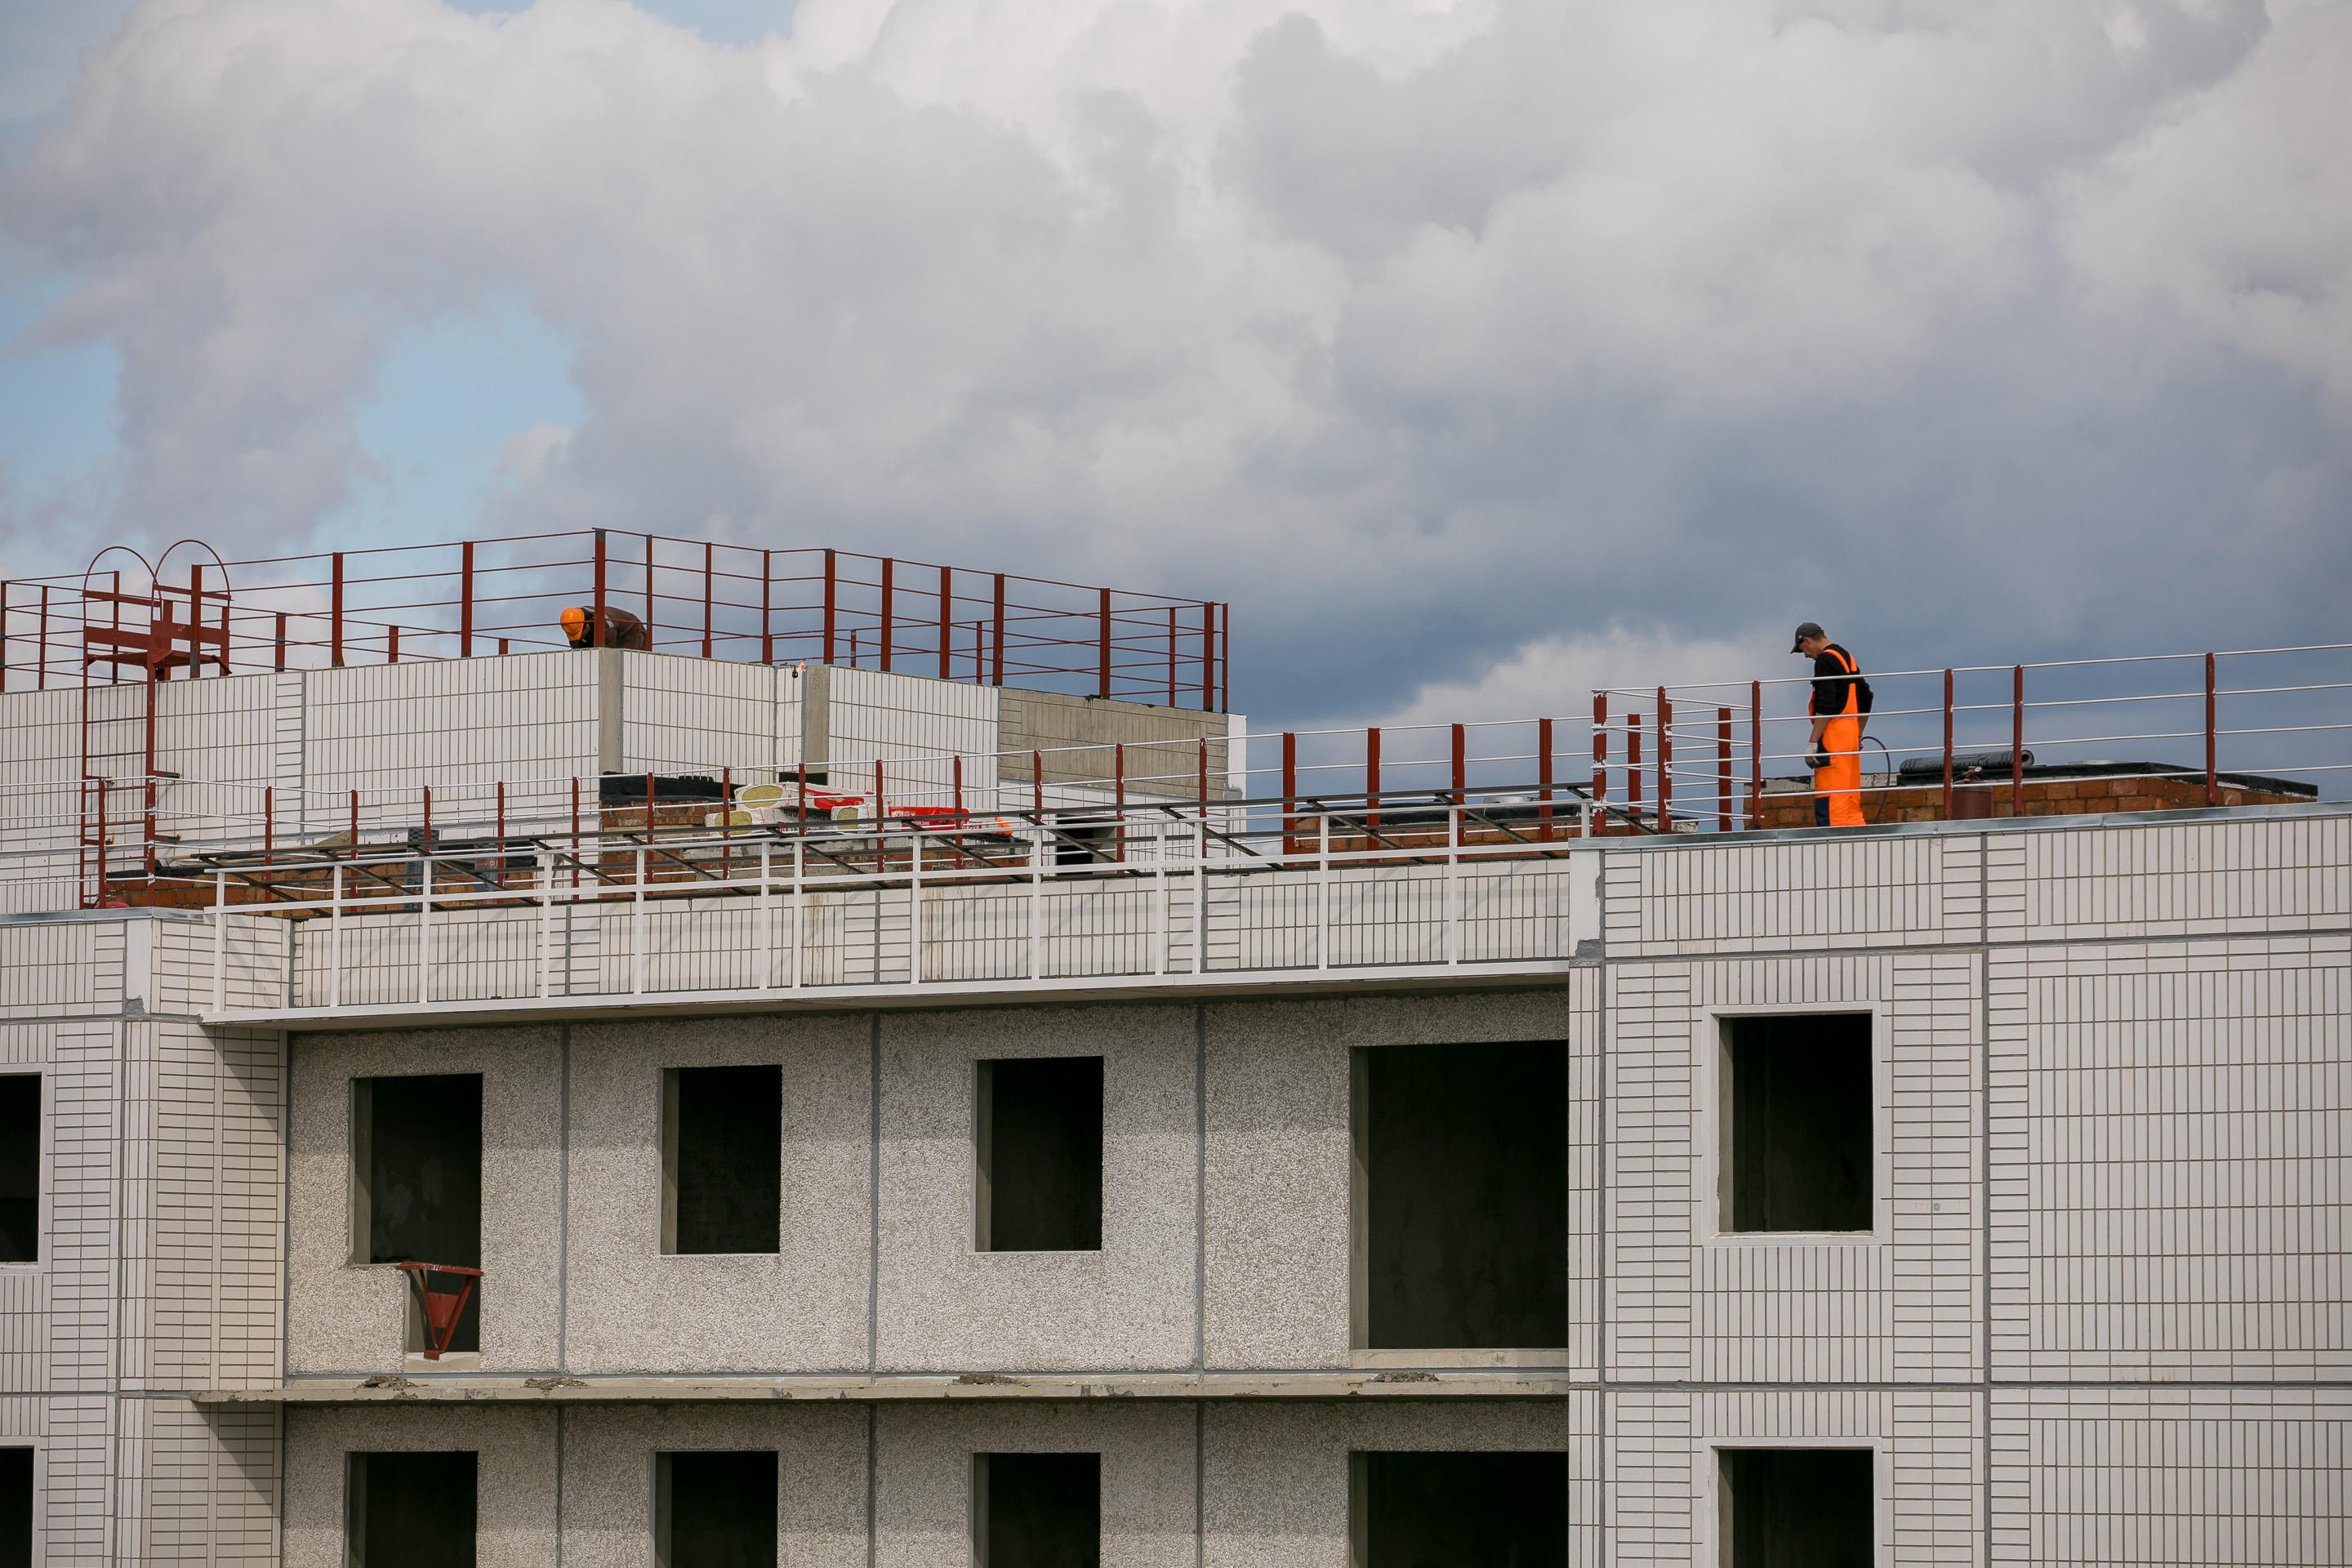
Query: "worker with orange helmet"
559 604 650 650
1793 621 1873 827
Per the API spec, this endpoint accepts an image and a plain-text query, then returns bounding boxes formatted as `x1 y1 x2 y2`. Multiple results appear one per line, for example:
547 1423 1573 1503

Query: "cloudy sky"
2 0 2346 728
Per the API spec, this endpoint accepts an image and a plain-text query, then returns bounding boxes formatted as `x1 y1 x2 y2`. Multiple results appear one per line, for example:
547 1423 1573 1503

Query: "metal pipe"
592 530 607 649
1366 728 1381 833
822 548 837 666
760 548 773 664
880 557 894 673
1942 669 1954 819
1450 724 1465 804
274 612 287 673
1749 679 1762 828
1717 706 1731 833
991 573 1006 687
1200 603 1214 710
1537 716 1554 841
2205 653 2218 807
2011 664 2025 817
1098 587 1111 700
1592 693 1606 827
1628 711 1643 826
702 540 714 659
1656 689 1672 826
331 553 345 666
460 540 474 657
938 565 953 681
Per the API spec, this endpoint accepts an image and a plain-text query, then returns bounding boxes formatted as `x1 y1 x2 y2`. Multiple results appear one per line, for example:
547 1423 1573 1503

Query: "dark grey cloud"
2 0 2345 729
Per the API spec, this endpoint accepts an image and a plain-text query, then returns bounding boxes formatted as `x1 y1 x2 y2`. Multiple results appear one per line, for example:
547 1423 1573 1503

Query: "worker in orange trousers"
1793 621 1873 827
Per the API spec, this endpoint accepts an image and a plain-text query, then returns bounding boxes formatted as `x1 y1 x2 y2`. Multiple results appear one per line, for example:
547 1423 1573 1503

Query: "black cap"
1790 621 1824 653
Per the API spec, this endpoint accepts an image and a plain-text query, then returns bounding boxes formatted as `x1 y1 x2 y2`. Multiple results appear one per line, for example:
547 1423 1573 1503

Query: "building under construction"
0 530 2344 1566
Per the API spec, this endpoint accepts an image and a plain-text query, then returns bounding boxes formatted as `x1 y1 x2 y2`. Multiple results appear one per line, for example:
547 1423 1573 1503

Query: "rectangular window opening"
1351 1450 1566 1568
1719 1014 1873 1234
0 1076 35 1264
662 1066 783 1254
655 1450 777 1568
1354 1040 1567 1350
0 1448 29 1568
353 1074 483 1355
973 1452 1099 1568
1718 1448 1873 1568
346 1450 476 1568
976 1057 1102 1253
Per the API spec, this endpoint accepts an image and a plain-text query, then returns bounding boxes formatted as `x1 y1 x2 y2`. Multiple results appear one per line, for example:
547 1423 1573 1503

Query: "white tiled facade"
0 656 2345 1562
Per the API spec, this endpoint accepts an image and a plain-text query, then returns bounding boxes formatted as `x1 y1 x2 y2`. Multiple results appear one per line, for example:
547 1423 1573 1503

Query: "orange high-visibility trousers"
1814 712 1863 826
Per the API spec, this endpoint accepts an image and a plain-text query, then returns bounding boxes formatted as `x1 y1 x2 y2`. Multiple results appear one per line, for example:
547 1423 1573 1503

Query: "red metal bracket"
394 1262 483 1361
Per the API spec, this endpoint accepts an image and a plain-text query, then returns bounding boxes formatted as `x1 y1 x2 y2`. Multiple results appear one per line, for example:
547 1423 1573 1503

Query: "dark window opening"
1051 820 1114 866
1357 1040 1567 1349
0 1076 35 1263
0 1448 29 1568
977 1058 1102 1253
664 1067 782 1255
657 1451 777 1568
1721 1015 1873 1233
1720 1448 1873 1568
347 1451 476 1568
973 1452 1098 1568
1355 1450 1567 1568
354 1074 482 1354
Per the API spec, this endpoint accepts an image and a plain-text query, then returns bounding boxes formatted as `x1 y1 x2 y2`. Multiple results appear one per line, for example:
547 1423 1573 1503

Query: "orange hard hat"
559 606 588 640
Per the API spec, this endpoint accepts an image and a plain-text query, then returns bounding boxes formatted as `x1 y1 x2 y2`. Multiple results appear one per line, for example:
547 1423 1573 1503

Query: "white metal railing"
205 797 1601 1017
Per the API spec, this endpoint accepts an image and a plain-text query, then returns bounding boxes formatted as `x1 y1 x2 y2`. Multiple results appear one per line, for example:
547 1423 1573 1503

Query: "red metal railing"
0 528 1229 710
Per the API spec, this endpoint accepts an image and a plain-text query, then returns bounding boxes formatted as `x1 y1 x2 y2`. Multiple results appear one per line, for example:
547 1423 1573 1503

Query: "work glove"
1805 751 1829 770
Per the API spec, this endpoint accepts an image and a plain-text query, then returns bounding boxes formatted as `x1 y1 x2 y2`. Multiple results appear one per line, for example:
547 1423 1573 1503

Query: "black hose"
1864 735 1893 824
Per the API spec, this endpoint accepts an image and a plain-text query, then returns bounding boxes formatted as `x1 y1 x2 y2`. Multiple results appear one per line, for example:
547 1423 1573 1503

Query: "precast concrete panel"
1990 936 2352 1380
1609 1388 1979 1568
875 1004 1197 1371
287 1027 563 1375
557 1402 866 1568
284 1403 557 1568
1989 814 2352 944
618 653 799 780
874 1401 1196 1568
1200 1399 1597 1568
1608 954 1983 1386
1989 1386 2352 1566
824 669 1000 810
1201 987 1598 1372
564 1014 871 1374
1604 832 1984 957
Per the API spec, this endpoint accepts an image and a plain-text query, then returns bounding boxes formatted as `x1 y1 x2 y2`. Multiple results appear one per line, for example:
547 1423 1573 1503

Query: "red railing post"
1656 688 1673 828
422 786 434 853
460 541 475 657
1450 724 1466 804
822 549 837 666
991 573 1006 687
643 532 656 646
349 790 359 850
1166 607 1178 707
1031 751 1044 819
263 786 274 875
568 777 579 889
1592 693 1607 829
1197 737 1209 806
1200 603 1214 710
330 552 345 666
1098 588 1112 700
496 779 508 887
873 760 885 831
592 529 608 644
1281 730 1298 853
1628 712 1643 826
1114 742 1126 862
702 540 714 659
2204 652 2218 806
952 754 964 820
274 612 287 673
937 565 953 680
1219 603 1230 712
760 548 773 664
0 581 10 692
387 624 400 664
645 773 656 848
1717 706 1732 833
1365 728 1382 833
1538 716 1554 842
36 586 47 690
880 558 894 674
2011 663 2025 817
1941 669 1954 819
1749 679 1763 828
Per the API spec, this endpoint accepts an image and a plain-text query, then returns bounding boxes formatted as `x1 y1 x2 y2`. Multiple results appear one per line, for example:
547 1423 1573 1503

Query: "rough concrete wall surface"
283 1404 556 1568
287 1026 562 1374
1202 988 1598 1371
875 1004 1198 1371
558 1403 866 1568
565 1015 871 1374
875 1401 1195 1568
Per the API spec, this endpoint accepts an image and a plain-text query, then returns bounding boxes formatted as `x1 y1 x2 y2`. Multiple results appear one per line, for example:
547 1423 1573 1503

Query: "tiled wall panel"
1604 832 1981 956
1989 815 2350 943
1989 937 2351 1380
1990 1387 2350 1566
